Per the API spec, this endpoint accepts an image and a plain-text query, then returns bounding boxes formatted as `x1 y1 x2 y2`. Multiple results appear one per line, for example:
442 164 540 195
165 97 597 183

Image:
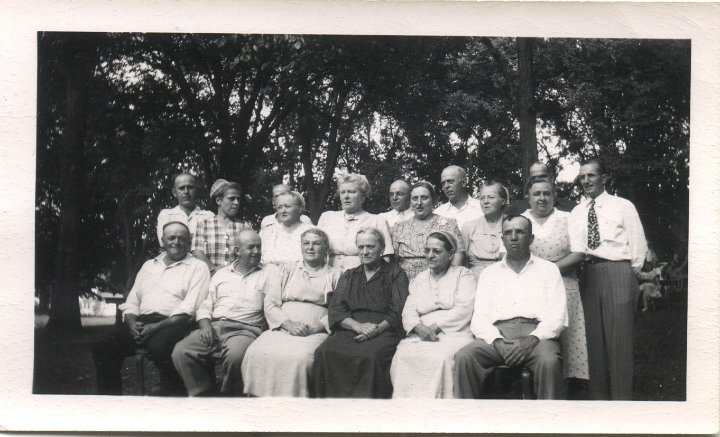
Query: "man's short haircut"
580 157 607 175
442 165 467 182
355 226 386 251
528 160 551 173
502 214 533 236
390 179 412 191
233 229 260 246
171 172 197 188
162 221 191 237
213 182 242 201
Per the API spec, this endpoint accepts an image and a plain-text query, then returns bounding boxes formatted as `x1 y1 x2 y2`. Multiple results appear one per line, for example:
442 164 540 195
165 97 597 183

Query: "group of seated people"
93 159 648 400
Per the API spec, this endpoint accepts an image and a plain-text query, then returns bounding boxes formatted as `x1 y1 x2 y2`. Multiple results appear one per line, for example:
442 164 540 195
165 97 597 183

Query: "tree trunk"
47 38 96 333
516 37 538 187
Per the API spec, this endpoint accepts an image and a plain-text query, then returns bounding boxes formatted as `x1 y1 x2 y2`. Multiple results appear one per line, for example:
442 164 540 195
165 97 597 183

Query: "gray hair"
442 165 468 182
337 173 371 198
355 226 386 251
301 228 330 248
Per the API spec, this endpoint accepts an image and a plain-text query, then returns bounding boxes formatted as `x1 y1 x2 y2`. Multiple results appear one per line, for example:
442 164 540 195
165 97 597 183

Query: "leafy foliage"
36 33 689 327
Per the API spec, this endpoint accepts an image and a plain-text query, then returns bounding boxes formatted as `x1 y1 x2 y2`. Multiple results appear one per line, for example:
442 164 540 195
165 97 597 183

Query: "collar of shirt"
582 190 610 207
228 260 262 278
154 252 194 268
445 196 480 212
344 210 367 221
170 204 203 216
499 253 537 275
296 260 331 278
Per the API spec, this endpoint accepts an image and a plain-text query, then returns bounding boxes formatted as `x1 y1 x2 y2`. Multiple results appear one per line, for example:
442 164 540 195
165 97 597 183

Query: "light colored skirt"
561 276 589 380
242 301 329 397
390 332 474 398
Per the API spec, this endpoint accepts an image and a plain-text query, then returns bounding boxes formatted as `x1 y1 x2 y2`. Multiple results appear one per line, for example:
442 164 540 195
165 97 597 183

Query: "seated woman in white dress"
259 191 314 266
390 231 476 398
241 228 341 397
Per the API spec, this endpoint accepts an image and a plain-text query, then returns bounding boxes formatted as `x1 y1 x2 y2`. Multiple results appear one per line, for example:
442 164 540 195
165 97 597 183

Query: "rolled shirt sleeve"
623 201 648 270
119 269 145 317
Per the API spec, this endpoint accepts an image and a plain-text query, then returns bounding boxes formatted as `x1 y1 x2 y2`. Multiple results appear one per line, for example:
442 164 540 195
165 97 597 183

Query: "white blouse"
401 266 476 335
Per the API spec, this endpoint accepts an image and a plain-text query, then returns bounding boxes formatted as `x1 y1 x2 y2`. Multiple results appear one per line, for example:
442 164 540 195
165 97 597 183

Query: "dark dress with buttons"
312 260 409 398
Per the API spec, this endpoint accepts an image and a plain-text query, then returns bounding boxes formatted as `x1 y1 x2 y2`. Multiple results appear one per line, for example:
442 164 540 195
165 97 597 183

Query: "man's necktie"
587 199 600 250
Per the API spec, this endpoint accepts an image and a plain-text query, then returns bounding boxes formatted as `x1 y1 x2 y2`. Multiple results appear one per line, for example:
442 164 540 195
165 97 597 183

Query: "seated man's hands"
136 322 158 343
495 335 540 367
198 320 216 349
413 323 439 342
129 321 144 343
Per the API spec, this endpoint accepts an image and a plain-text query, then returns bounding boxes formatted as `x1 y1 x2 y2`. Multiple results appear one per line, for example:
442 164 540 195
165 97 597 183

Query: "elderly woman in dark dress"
312 227 410 398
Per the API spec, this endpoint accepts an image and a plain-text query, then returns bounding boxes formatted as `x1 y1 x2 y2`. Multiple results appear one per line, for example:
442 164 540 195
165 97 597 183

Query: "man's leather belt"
584 257 631 265
584 256 612 265
495 317 539 324
212 317 261 328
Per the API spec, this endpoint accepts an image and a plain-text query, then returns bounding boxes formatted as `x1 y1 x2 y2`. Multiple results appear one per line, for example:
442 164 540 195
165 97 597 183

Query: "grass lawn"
33 292 687 400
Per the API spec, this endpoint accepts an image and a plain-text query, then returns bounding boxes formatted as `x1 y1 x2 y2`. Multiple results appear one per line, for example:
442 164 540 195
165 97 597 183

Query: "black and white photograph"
1 0 718 433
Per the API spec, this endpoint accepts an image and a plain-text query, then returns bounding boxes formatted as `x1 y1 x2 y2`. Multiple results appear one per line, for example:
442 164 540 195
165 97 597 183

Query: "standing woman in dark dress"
312 227 410 398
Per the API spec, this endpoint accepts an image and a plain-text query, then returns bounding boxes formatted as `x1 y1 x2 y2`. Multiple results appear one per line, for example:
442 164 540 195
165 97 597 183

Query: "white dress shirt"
378 208 415 229
470 255 568 344
568 191 647 270
433 196 482 229
120 253 210 318
156 205 215 246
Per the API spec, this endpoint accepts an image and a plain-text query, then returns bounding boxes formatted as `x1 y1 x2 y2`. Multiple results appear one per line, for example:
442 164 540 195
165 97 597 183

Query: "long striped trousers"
581 260 637 400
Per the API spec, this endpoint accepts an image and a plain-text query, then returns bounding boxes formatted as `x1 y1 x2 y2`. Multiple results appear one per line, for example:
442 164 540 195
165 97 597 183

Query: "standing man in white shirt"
568 158 647 400
433 165 482 229
260 183 312 229
454 215 568 399
378 179 414 228
156 173 215 247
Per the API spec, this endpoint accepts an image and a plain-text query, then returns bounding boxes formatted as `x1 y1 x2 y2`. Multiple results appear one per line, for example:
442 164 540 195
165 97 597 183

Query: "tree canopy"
36 33 690 329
